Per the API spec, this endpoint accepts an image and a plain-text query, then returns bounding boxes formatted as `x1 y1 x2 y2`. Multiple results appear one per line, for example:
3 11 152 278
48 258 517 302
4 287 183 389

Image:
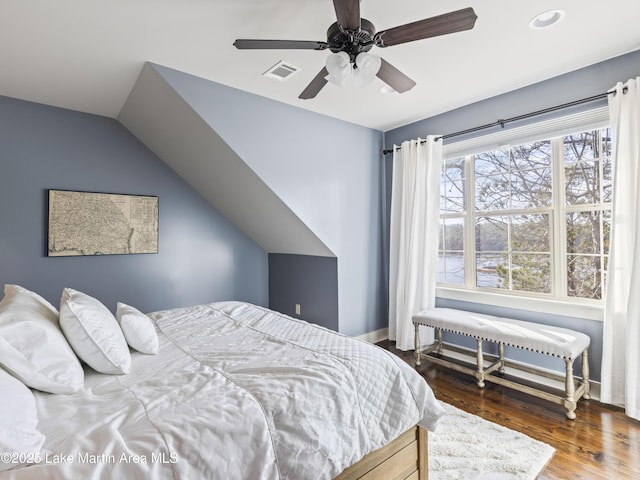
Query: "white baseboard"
355 328 389 344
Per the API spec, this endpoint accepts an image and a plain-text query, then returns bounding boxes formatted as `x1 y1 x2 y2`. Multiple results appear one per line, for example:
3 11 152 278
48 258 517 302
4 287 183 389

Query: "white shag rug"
429 403 555 480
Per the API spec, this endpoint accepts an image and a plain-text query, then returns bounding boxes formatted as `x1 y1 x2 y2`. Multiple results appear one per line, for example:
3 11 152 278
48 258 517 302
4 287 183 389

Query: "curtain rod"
382 91 612 155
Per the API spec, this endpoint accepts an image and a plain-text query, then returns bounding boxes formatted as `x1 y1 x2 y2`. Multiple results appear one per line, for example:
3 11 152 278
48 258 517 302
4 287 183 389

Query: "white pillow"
116 302 159 355
0 367 46 472
59 288 131 375
0 284 84 394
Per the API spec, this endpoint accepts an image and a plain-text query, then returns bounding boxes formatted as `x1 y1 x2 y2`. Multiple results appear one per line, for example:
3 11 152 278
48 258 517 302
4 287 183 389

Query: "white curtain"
601 77 640 421
388 137 442 351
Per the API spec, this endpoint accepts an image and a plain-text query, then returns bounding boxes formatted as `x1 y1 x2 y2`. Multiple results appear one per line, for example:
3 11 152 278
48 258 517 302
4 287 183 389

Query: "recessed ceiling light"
529 9 565 29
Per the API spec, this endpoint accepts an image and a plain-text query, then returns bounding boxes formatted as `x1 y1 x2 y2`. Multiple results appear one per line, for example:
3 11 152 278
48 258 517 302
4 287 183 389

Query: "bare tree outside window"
437 127 611 301
563 129 612 299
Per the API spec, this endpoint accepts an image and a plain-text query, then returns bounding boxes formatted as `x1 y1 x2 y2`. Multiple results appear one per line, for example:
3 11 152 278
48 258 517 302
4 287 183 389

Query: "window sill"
436 286 604 322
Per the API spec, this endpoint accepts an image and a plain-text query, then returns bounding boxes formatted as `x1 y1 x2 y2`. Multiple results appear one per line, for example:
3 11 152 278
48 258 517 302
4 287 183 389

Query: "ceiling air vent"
263 61 301 81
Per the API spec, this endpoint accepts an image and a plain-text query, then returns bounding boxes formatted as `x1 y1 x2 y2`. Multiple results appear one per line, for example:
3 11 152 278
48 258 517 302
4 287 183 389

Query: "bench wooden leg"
564 357 577 420
436 328 443 355
476 339 485 388
414 323 421 366
581 349 591 400
498 342 505 374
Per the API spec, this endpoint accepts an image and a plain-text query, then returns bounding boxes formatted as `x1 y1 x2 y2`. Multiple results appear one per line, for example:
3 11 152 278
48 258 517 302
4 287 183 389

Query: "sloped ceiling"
118 62 334 257
2 1 639 130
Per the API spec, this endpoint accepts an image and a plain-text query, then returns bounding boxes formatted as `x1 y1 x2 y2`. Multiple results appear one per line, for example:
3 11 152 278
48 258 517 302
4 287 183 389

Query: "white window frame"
437 106 610 321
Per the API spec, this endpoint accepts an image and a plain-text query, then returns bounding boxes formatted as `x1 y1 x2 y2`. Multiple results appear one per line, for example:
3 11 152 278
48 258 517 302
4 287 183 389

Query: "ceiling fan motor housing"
233 4 477 99
326 18 375 61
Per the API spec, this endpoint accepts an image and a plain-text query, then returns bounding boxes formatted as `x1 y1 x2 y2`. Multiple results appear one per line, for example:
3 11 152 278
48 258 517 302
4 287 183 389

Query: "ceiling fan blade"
375 7 477 47
333 0 361 30
234 39 328 50
376 58 416 93
299 67 329 100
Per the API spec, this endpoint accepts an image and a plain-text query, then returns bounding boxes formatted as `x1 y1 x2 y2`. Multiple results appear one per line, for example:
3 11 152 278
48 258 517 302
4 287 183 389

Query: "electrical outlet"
295 304 301 315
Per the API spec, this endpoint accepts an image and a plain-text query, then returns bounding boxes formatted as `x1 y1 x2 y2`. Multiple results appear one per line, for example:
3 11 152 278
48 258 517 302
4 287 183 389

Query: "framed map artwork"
47 190 158 256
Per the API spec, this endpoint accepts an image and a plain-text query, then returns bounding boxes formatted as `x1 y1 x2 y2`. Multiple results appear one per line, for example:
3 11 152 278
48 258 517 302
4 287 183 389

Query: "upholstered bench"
412 307 591 419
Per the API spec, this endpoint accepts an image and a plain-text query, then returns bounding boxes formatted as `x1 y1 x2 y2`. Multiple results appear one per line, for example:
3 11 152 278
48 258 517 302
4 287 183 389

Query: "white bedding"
2 301 444 480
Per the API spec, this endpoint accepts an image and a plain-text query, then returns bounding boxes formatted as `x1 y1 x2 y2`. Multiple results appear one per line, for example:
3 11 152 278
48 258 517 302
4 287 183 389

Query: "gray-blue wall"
153 65 386 336
0 95 268 313
383 49 640 381
269 254 338 331
385 50 640 148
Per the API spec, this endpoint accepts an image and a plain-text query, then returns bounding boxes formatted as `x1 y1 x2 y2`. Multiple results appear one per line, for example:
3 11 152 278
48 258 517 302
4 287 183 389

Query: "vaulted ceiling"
118 62 336 257
2 1 639 131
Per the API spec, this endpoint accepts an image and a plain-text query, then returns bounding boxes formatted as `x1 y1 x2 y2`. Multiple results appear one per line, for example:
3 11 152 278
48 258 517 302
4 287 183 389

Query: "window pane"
602 128 613 203
475 175 510 210
510 141 553 211
438 219 464 285
475 150 509 211
563 129 613 206
475 150 508 177
475 216 507 252
603 211 611 255
511 253 551 293
438 253 464 285
567 255 604 299
563 131 597 163
441 219 464 251
441 158 465 213
443 124 612 303
476 253 502 288
510 168 552 208
566 211 602 254
511 141 552 170
511 214 550 252
475 144 552 211
476 215 549 253
475 215 550 292
444 178 464 213
439 170 446 212
565 161 600 204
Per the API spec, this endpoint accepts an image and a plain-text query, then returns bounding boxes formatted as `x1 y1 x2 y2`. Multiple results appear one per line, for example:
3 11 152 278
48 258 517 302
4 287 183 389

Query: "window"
438 126 612 305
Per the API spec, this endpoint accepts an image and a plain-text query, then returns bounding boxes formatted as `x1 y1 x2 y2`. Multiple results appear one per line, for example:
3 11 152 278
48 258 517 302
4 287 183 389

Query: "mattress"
2 301 444 480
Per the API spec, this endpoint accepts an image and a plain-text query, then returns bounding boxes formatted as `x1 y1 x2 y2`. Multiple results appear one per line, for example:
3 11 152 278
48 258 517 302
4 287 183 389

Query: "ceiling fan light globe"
325 74 346 87
325 51 350 78
354 53 381 87
353 68 367 88
355 52 381 75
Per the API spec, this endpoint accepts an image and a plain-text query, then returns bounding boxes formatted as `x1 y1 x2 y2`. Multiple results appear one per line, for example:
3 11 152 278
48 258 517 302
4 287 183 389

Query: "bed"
0 287 444 480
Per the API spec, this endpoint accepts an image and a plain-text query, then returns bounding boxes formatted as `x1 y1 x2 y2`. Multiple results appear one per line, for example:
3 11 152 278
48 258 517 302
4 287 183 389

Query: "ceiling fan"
234 0 477 99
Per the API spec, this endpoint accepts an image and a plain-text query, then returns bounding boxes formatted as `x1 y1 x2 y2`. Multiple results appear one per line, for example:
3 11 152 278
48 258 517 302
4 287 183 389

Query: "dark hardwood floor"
377 340 640 479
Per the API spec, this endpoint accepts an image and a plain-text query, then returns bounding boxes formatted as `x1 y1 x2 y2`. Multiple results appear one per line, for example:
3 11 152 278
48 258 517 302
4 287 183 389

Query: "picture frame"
47 189 158 256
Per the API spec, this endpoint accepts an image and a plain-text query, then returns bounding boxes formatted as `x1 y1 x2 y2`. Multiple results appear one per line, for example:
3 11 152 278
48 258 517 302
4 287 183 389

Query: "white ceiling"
2 0 639 131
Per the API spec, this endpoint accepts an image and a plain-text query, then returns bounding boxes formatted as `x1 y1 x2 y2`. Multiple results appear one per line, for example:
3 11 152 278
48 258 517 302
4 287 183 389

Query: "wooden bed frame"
335 425 427 480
